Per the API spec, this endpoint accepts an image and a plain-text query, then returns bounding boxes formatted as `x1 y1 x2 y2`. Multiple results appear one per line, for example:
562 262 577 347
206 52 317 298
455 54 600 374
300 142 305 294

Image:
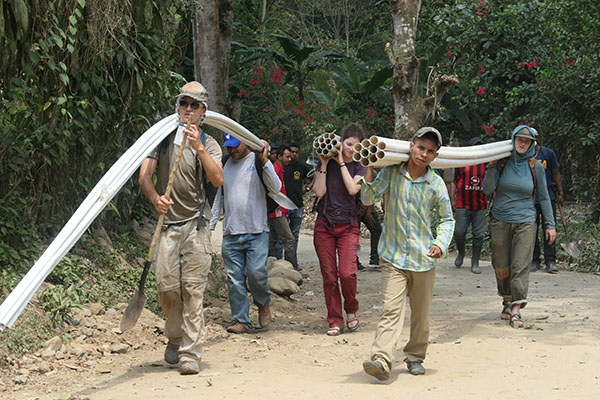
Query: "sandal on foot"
509 313 523 328
347 318 359 332
501 302 511 321
327 326 343 336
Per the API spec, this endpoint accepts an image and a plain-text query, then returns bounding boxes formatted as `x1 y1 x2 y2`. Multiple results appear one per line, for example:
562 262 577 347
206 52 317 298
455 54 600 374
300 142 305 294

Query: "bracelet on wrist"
339 162 346 167
318 169 327 174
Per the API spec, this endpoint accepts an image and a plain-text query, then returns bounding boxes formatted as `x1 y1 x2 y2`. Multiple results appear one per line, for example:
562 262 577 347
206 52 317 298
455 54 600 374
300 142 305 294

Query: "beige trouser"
370 262 436 371
154 219 212 362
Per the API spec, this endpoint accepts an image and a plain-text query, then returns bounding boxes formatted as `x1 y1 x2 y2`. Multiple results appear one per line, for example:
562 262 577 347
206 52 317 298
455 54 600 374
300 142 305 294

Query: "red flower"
323 105 328 110
477 87 486 96
237 89 243 98
478 65 485 74
445 50 452 57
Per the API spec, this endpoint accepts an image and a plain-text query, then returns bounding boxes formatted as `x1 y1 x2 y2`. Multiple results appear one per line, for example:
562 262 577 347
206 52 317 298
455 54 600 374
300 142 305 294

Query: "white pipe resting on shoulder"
0 111 274 331
353 135 512 169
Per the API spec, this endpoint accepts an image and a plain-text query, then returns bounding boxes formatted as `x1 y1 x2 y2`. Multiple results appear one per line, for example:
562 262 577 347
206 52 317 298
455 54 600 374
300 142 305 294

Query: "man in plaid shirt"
361 127 454 380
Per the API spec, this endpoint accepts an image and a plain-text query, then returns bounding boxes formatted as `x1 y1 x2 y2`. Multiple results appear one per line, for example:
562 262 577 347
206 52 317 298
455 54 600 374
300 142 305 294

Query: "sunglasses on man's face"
179 100 202 110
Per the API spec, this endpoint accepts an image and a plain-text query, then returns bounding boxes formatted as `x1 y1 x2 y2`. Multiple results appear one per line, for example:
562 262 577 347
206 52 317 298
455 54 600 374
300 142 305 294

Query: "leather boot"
454 238 465 267
471 246 482 274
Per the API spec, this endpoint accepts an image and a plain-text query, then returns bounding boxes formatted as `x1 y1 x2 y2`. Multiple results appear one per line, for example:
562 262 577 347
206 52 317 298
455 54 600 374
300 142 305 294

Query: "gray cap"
412 127 443 147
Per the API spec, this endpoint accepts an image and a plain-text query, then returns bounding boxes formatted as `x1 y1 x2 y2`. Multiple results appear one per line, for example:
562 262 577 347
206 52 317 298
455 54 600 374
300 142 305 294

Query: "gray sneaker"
363 359 390 381
407 361 425 375
179 359 199 375
164 342 179 365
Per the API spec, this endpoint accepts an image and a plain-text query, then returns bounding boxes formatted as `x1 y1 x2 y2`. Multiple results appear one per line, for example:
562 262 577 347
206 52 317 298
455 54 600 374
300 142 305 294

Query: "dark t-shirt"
535 146 559 202
284 161 310 208
316 160 366 224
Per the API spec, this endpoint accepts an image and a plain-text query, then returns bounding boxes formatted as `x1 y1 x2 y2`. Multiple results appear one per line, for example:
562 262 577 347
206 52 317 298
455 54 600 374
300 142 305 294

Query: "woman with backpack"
483 125 556 328
312 123 366 336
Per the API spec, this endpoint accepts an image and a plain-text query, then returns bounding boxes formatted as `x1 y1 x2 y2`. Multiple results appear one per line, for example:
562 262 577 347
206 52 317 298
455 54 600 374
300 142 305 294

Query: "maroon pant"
313 218 360 329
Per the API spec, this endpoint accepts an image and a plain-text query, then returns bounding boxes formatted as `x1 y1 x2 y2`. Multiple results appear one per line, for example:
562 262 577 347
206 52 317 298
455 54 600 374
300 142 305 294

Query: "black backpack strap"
195 132 210 229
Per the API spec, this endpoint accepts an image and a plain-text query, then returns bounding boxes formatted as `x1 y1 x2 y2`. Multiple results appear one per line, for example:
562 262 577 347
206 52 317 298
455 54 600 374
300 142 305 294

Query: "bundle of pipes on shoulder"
313 131 341 158
352 136 513 169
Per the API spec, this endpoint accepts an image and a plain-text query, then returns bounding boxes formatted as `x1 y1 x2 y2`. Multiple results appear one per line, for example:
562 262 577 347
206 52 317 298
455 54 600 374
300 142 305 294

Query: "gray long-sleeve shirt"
221 152 281 235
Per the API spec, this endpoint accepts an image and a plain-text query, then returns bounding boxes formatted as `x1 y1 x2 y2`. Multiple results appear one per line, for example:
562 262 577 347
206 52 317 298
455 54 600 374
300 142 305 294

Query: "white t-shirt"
221 152 281 235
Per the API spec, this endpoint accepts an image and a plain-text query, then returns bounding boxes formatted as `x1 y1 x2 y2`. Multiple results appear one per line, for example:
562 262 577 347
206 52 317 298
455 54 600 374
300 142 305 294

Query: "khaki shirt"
149 129 222 224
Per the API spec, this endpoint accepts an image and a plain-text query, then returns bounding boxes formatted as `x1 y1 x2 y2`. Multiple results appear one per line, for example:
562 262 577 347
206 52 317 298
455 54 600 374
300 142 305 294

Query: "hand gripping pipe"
0 111 281 331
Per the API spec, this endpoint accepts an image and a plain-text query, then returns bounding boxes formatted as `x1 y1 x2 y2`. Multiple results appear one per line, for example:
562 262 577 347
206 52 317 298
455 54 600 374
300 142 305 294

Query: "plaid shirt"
360 163 455 272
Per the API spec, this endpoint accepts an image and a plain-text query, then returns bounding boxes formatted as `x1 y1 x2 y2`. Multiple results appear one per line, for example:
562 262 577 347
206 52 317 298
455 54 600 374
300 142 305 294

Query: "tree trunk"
193 0 235 115
387 0 424 139
387 0 458 140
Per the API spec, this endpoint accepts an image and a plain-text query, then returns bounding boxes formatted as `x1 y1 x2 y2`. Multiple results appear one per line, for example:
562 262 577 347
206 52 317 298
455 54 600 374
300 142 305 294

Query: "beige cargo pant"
154 219 212 363
369 262 436 371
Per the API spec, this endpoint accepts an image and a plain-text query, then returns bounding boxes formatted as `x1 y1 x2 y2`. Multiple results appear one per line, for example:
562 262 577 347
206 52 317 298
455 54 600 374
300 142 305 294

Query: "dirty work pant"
454 208 487 248
222 232 271 327
533 201 557 264
268 217 298 269
369 262 435 371
313 218 360 329
154 220 212 363
489 217 535 307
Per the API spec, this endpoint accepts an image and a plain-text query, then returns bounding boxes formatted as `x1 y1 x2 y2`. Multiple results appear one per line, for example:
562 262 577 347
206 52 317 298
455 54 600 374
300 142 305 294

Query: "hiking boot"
530 259 541 272
471 246 482 274
546 261 558 274
179 359 199 375
407 361 425 375
164 342 179 365
258 305 272 328
363 359 390 381
226 322 249 334
357 262 366 271
454 238 465 267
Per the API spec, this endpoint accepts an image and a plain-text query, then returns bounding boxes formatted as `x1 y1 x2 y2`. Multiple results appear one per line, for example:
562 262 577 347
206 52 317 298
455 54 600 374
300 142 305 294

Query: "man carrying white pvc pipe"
138 81 224 375
361 127 454 380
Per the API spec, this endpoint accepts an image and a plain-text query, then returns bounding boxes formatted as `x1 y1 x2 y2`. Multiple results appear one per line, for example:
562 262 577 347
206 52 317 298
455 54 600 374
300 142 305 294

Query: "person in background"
268 145 300 273
361 127 454 380
312 123 366 336
482 125 556 329
269 144 278 163
283 143 311 254
356 201 382 270
450 137 488 274
530 128 564 274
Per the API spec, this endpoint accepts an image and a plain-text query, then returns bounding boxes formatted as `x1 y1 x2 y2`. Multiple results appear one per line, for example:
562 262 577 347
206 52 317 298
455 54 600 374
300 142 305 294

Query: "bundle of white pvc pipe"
312 132 340 158
352 136 512 169
0 111 266 331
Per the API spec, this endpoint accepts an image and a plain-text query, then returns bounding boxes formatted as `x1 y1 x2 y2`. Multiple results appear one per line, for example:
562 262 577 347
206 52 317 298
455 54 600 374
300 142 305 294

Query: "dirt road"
7 231 600 399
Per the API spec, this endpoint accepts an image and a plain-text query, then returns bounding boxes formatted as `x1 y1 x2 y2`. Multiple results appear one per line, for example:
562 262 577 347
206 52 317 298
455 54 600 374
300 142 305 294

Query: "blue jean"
275 208 304 258
453 208 487 247
222 232 271 326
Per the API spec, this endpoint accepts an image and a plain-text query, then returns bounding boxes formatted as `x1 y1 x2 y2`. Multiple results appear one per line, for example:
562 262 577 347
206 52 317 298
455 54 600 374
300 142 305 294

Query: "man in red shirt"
450 137 488 274
268 145 299 272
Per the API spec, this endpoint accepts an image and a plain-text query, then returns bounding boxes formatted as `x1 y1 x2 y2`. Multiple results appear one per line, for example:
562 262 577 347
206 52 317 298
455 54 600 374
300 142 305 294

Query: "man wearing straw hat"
360 127 454 380
139 81 223 374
